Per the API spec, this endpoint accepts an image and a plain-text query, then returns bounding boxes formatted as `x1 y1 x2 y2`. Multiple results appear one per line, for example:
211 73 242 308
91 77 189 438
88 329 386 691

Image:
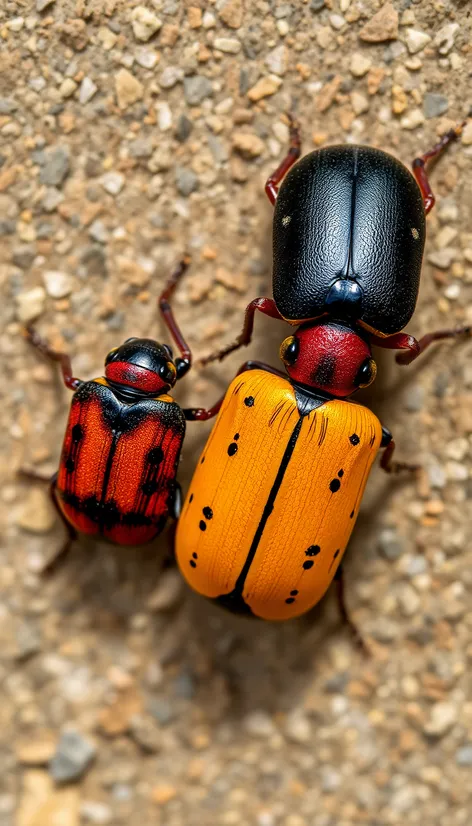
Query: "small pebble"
264 45 288 76
79 77 98 105
159 67 184 89
456 745 472 767
247 75 282 102
350 53 372 77
184 76 213 106
42 270 74 298
359 4 398 43
49 730 96 783
214 37 242 54
16 287 46 323
102 171 125 195
404 29 431 55
175 166 199 196
434 23 459 56
39 146 70 187
115 69 144 109
423 93 449 119
131 6 162 42
378 528 404 560
423 703 457 738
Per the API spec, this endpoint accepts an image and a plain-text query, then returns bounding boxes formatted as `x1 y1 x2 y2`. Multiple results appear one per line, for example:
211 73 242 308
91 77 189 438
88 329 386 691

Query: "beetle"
201 117 470 369
175 321 415 636
21 258 196 573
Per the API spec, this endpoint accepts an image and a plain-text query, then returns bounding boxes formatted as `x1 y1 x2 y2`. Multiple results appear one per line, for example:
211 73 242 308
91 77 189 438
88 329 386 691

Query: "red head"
279 320 377 398
105 338 177 396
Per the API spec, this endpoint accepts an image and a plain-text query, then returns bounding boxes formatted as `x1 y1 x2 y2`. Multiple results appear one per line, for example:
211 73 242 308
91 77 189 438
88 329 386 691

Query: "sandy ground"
1 1 472 824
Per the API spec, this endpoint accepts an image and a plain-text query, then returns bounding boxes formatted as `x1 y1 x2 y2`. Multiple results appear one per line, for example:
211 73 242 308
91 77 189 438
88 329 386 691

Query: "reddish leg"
334 566 368 656
395 325 471 366
184 359 284 421
265 114 302 205
413 121 467 214
370 326 471 366
159 255 193 379
199 298 284 367
24 326 81 390
380 427 420 475
18 470 77 575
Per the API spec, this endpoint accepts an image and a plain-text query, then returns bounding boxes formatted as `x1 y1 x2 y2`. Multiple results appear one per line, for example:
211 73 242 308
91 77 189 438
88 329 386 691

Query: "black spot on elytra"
65 458 75 473
285 597 295 605
244 396 254 407
333 549 340 560
350 433 360 446
200 456 205 464
305 545 321 557
329 478 341 493
303 560 314 570
227 442 238 457
192 552 198 559
147 446 164 466
234 433 240 441
141 480 160 496
290 590 299 596
338 469 344 477
203 506 213 520
190 560 197 568
350 510 355 519
71 423 83 442
199 520 207 531
189 493 194 503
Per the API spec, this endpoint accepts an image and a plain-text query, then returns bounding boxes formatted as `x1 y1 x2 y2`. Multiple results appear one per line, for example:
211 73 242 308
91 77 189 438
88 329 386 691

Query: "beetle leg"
199 298 284 366
380 428 420 475
158 255 193 379
334 566 369 656
184 359 284 420
18 471 77 575
413 121 467 214
23 326 81 391
265 113 302 205
395 325 472 365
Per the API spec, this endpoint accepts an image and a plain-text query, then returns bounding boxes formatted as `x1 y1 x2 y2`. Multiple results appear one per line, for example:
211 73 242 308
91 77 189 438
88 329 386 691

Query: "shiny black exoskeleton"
273 145 425 336
201 118 469 372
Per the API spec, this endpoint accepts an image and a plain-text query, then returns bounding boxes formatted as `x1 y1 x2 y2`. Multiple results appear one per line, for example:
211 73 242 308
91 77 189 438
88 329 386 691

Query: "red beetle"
22 258 205 573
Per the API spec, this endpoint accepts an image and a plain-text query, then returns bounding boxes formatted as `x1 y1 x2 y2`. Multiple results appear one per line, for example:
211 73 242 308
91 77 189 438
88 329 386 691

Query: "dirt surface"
1 1 472 825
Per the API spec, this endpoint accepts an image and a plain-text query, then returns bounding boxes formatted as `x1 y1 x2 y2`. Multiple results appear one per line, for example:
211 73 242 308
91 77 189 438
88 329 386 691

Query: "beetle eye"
279 335 300 367
105 347 118 365
354 357 377 389
159 361 177 384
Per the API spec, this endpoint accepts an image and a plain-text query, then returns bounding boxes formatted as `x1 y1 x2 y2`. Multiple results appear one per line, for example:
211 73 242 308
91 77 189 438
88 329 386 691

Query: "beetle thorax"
279 320 377 398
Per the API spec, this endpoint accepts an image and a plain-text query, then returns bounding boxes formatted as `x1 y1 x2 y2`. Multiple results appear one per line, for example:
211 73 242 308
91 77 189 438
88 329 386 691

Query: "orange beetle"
177 320 415 631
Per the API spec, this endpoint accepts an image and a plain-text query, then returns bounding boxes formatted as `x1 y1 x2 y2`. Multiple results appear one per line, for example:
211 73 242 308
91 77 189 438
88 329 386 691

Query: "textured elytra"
273 145 426 335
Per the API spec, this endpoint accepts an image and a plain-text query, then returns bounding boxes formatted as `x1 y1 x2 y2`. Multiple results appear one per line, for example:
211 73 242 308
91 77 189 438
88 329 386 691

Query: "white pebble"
16 287 46 323
43 270 74 298
156 102 172 132
79 77 98 105
404 29 431 54
101 171 125 196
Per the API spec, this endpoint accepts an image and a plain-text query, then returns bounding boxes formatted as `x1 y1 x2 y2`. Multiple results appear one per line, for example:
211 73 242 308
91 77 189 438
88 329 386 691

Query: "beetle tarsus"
395 325 472 365
412 120 468 215
265 114 302 205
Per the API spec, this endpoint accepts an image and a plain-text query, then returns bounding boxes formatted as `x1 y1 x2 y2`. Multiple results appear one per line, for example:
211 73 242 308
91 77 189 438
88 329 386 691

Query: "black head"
105 338 177 395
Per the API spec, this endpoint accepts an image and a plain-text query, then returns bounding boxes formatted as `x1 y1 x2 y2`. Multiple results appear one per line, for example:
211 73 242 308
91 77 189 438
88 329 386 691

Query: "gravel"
3 1 472 824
